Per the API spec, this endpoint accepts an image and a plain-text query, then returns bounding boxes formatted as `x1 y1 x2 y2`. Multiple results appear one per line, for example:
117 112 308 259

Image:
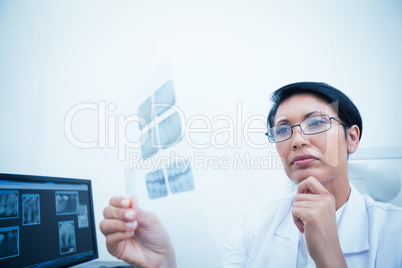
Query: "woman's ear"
347 125 360 154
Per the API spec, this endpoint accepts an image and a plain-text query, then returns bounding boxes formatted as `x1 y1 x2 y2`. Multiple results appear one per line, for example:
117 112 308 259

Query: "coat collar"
273 193 299 267
274 192 298 240
337 185 370 254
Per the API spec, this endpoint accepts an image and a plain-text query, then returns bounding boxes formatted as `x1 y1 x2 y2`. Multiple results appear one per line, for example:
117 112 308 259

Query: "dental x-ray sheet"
121 65 217 267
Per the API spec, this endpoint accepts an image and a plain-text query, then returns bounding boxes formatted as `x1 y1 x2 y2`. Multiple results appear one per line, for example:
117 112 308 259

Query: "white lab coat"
221 185 402 267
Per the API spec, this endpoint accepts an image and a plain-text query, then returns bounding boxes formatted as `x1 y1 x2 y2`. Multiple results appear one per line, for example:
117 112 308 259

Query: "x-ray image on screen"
0 191 18 219
141 127 159 159
77 205 89 228
22 194 40 226
0 227 19 260
167 160 195 194
55 191 79 215
158 112 182 149
154 80 175 116
137 97 154 130
145 169 168 199
59 221 76 255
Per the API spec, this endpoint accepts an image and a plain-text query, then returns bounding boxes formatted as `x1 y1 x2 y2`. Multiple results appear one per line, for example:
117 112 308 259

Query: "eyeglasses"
265 114 345 143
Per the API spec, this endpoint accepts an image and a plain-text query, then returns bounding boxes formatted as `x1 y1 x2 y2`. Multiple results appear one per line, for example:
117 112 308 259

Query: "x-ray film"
137 97 154 130
145 169 168 199
0 226 19 260
55 191 79 215
22 194 40 226
77 205 89 228
158 112 182 149
154 80 175 116
58 220 76 255
167 160 195 194
141 127 159 159
0 190 18 220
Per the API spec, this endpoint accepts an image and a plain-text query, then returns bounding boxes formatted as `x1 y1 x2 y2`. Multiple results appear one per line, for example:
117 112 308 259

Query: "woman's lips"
292 154 318 167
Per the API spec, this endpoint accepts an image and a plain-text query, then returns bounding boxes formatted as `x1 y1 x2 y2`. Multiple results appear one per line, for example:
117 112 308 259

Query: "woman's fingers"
103 205 136 220
101 196 139 238
297 176 328 194
109 195 132 208
292 207 305 233
293 176 336 234
100 218 138 236
103 196 138 221
105 231 135 253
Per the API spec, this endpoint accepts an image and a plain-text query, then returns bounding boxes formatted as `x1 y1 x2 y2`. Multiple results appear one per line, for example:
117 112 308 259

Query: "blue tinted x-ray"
158 112 182 149
22 194 40 226
55 191 79 215
137 97 154 130
141 127 159 159
58 220 76 255
0 226 19 260
0 191 18 219
154 80 175 116
145 169 168 199
167 160 195 194
77 205 89 228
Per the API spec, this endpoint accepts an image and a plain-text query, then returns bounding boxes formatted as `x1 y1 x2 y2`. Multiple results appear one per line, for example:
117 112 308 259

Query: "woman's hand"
292 177 347 268
100 196 177 268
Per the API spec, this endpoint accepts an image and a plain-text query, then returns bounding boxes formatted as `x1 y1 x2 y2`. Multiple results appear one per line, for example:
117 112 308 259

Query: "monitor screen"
0 173 98 267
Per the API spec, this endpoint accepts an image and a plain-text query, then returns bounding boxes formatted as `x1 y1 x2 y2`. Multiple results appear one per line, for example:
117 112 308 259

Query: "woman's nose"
290 126 307 148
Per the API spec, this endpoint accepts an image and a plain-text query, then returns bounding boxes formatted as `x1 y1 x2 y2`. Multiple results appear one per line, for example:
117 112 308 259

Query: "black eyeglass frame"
265 115 346 143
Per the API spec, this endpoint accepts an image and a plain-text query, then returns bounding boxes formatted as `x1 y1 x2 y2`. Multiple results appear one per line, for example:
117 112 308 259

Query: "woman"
100 82 402 268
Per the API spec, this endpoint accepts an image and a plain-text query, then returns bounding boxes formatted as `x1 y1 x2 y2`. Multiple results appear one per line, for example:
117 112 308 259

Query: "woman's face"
274 94 353 185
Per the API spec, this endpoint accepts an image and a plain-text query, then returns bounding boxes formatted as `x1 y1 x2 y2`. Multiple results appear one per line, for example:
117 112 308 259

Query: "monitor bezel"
0 173 99 268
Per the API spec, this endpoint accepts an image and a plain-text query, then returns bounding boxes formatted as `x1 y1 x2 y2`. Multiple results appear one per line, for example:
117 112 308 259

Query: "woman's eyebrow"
275 118 289 125
274 111 326 125
304 110 327 118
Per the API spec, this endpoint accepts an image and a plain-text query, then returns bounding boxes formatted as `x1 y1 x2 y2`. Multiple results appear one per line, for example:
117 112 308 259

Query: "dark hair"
267 82 363 140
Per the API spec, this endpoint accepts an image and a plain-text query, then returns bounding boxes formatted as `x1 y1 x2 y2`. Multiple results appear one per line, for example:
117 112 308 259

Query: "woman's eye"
306 117 328 128
276 126 290 135
309 119 325 126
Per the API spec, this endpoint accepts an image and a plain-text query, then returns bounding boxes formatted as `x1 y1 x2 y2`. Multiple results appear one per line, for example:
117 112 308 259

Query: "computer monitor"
0 173 98 267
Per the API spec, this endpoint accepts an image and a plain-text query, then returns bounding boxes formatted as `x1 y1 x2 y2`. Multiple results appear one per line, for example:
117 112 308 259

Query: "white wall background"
1 0 402 267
